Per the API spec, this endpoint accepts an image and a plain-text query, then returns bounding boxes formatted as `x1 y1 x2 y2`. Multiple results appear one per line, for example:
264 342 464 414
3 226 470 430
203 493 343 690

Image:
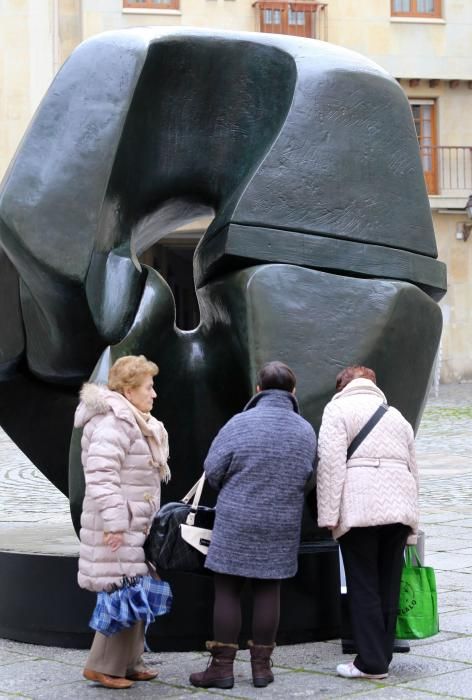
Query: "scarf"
116 393 171 484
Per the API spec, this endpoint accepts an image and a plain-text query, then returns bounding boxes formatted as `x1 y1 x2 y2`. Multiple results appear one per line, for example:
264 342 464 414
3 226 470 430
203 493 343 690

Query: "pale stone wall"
81 0 255 37
327 0 472 80
57 0 82 68
404 82 472 384
0 0 54 178
434 213 472 383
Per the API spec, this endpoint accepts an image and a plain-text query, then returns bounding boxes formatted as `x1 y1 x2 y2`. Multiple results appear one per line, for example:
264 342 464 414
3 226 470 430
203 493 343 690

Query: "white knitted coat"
316 378 419 542
74 383 169 592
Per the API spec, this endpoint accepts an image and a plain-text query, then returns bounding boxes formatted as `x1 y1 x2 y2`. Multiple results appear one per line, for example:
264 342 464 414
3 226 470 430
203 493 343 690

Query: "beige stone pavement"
0 383 472 698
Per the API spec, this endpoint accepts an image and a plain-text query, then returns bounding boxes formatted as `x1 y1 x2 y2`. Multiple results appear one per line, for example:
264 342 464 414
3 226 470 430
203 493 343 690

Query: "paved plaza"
0 383 472 698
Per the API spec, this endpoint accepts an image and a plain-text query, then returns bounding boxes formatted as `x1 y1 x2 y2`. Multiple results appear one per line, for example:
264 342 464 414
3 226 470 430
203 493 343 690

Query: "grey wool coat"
204 389 317 579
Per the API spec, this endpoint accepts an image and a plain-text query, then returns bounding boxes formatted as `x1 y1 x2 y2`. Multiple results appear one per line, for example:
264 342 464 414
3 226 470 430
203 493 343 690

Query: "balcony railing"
420 146 472 196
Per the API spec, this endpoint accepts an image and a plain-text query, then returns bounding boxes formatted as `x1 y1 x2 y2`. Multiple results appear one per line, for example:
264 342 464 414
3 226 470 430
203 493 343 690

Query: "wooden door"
410 102 437 195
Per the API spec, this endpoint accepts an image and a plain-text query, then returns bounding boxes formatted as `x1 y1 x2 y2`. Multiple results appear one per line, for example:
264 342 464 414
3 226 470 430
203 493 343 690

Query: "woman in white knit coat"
316 366 418 681
75 355 170 690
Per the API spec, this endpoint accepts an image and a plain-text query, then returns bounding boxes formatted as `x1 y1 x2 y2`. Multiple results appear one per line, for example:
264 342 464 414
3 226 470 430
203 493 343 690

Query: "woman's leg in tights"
213 573 245 644
251 579 281 645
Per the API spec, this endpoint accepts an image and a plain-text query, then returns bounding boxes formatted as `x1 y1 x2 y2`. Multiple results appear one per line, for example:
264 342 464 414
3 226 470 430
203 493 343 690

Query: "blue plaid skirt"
90 575 172 638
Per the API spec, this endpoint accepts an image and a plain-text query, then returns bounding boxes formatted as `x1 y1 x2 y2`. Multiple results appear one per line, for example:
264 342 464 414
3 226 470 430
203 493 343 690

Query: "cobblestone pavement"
0 383 471 698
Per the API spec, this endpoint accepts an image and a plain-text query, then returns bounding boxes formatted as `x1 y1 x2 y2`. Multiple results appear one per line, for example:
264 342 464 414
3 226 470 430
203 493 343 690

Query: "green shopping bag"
395 545 439 639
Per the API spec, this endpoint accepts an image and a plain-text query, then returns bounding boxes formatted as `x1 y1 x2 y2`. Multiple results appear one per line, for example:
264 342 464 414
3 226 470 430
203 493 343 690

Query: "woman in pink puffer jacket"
74 355 170 690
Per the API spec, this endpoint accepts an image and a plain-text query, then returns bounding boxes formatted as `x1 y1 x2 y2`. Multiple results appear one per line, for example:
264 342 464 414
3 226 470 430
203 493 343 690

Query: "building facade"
1 0 471 380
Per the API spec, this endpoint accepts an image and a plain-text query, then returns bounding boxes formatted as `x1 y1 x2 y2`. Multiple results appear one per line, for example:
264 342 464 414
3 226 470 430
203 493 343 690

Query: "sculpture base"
0 542 341 650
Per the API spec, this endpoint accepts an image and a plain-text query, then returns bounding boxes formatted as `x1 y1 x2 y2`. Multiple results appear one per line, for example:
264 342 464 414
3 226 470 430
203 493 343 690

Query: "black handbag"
144 474 215 575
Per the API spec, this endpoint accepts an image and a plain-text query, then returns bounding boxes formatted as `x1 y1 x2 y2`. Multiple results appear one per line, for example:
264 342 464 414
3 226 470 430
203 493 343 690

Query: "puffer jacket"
316 378 419 542
74 383 169 592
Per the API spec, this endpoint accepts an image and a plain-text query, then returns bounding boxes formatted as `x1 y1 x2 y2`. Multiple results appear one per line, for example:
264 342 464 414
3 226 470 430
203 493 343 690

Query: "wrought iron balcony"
420 146 472 196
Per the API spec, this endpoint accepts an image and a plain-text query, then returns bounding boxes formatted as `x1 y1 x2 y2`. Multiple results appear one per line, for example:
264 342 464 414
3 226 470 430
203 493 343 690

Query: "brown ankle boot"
248 640 276 687
189 641 238 689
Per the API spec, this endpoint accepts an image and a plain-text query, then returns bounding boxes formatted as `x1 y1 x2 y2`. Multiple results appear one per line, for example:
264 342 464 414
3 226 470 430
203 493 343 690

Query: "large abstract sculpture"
0 28 446 648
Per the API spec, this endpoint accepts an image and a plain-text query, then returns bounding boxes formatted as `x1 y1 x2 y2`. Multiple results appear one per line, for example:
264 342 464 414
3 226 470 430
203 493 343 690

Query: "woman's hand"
104 532 124 551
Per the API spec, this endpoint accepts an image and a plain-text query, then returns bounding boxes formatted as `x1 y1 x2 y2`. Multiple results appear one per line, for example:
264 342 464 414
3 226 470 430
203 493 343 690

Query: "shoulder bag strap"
182 474 205 504
347 403 389 461
182 474 206 526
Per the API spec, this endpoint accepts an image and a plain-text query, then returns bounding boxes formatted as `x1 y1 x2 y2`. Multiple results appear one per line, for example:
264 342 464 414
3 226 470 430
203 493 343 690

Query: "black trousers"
339 524 410 675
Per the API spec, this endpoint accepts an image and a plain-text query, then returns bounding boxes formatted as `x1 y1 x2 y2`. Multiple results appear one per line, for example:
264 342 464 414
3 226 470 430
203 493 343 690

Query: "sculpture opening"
141 238 199 331
133 201 214 331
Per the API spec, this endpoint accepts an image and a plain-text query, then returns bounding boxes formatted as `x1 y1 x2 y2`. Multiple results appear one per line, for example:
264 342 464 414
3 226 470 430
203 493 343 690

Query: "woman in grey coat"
190 361 317 691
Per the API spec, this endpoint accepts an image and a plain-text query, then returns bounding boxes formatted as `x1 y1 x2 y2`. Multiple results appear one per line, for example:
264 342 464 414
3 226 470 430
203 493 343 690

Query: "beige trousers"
85 621 145 677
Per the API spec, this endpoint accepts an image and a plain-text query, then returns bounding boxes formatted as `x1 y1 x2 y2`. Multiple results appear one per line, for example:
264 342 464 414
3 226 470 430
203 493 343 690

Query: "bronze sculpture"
0 28 446 648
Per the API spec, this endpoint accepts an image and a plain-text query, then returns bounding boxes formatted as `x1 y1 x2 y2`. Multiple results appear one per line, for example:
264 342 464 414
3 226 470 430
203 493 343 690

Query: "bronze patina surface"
0 28 445 647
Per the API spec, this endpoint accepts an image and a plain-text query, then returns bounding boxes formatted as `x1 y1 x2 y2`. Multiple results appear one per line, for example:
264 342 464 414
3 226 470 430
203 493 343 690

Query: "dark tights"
213 573 281 645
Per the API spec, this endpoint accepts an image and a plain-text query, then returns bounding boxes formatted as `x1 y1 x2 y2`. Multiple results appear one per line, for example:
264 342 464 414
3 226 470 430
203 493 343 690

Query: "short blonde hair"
108 355 158 395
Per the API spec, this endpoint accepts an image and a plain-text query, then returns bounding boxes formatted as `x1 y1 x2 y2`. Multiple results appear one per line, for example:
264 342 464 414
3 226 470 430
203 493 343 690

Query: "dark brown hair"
335 365 376 392
258 361 296 392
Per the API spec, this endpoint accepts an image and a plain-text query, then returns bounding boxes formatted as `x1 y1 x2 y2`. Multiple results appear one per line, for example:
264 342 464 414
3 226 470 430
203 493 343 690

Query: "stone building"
1 0 471 381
